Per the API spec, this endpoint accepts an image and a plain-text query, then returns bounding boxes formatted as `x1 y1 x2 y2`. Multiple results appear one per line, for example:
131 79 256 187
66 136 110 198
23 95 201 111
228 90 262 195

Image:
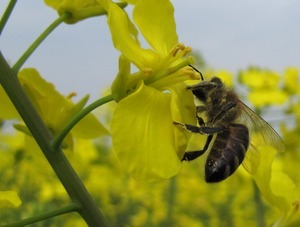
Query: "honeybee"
174 67 285 183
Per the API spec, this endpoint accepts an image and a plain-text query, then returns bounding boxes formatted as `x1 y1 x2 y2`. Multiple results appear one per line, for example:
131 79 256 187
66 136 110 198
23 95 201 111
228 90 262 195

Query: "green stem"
3 203 80 227
0 0 17 36
253 180 266 227
52 94 114 150
164 177 177 226
0 52 109 226
12 12 71 73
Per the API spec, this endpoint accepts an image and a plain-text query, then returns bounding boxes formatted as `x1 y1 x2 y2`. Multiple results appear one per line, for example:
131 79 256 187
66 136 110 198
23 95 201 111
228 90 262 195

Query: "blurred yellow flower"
0 191 22 209
250 145 299 226
99 0 200 180
239 68 288 108
248 89 288 108
284 66 300 94
240 68 280 90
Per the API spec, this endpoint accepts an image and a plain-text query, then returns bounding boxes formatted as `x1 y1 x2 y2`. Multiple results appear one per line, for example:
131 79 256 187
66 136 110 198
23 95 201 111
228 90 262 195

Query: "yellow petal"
121 0 139 4
169 83 196 158
111 82 181 181
252 146 297 217
18 68 66 124
102 0 157 69
271 170 297 213
18 68 108 139
133 0 178 56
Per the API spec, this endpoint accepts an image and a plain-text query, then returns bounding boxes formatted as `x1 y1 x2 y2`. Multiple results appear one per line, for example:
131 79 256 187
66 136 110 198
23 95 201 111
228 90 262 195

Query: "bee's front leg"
173 122 224 135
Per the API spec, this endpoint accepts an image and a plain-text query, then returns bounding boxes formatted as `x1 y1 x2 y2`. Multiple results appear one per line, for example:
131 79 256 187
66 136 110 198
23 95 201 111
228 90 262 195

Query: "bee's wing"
238 101 285 174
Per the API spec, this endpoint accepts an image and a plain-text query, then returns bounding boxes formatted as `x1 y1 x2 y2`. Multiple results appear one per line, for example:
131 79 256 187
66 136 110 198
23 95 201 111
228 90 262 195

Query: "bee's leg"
211 102 237 124
196 106 206 126
197 116 205 126
182 135 213 161
173 122 224 135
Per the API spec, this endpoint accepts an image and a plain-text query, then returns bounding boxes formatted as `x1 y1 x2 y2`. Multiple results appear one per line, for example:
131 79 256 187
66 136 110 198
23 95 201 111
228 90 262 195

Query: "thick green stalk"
52 94 114 150
0 0 17 35
0 52 109 226
3 204 80 227
12 12 71 73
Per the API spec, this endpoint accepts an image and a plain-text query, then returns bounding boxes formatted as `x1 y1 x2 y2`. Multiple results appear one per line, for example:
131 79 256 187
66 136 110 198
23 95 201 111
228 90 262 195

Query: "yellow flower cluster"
1 122 298 226
284 67 300 95
239 67 289 108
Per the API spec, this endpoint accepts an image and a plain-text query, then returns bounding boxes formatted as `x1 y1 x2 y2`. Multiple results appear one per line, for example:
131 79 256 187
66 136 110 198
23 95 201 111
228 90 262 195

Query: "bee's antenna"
189 64 204 81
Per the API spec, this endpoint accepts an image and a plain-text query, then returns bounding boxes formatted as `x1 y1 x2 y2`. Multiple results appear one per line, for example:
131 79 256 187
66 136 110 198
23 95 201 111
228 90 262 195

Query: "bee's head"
186 76 224 102
210 77 224 88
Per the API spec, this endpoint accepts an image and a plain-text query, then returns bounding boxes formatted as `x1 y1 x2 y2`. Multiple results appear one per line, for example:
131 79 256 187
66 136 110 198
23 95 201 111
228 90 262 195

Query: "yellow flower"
239 68 288 108
17 68 108 149
250 146 299 226
0 191 22 209
248 89 288 108
284 66 300 94
100 0 200 180
240 68 280 90
44 0 106 23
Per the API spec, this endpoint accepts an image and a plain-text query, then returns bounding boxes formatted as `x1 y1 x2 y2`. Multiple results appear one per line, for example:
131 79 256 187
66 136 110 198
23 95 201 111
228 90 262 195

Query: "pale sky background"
1 1 300 102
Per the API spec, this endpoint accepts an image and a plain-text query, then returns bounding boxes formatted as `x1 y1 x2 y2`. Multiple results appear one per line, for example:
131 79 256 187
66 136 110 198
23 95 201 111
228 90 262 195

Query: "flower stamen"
171 43 192 57
167 57 194 76
171 43 185 57
141 67 153 77
179 66 201 80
